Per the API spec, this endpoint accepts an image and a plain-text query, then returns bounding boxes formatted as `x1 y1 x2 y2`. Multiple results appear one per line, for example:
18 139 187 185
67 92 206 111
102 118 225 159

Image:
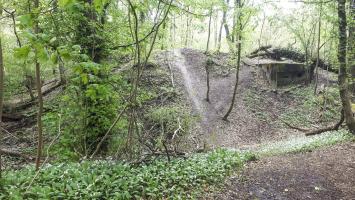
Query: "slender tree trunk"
5 9 37 99
314 3 322 94
217 0 229 53
349 0 355 95
173 15 176 47
205 62 211 102
7 11 22 47
217 11 224 52
337 0 355 134
231 0 238 43
223 10 230 40
52 0 66 85
0 38 4 179
185 11 190 47
58 57 66 85
34 0 44 170
224 0 234 53
25 75 35 101
214 11 218 49
223 0 242 121
206 9 213 53
223 34 241 121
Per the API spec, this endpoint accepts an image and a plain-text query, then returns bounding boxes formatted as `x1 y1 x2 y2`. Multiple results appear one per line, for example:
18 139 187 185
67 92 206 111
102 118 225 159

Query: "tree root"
282 120 309 132
282 110 344 136
305 110 344 136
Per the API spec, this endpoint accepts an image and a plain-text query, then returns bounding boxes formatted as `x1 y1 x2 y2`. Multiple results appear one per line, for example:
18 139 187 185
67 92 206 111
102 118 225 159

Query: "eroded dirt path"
169 48 282 149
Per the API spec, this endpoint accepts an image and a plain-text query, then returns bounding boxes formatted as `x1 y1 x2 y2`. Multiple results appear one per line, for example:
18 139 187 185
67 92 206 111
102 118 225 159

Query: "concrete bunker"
257 59 308 87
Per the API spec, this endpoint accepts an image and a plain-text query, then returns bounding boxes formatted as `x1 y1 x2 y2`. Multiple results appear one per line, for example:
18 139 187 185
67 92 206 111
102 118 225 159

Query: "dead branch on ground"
0 148 33 161
281 110 344 136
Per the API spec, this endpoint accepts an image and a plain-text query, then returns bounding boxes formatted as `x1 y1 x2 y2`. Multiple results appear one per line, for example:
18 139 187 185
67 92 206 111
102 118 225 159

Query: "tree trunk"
173 14 176 47
34 0 44 170
314 3 322 94
231 0 238 43
58 56 66 85
214 11 218 49
5 9 37 100
337 0 355 134
206 9 213 53
349 0 355 95
223 35 241 121
0 37 4 179
223 9 230 41
308 23 317 84
51 0 66 85
185 10 190 47
216 10 224 52
223 0 242 121
205 62 211 102
8 11 22 47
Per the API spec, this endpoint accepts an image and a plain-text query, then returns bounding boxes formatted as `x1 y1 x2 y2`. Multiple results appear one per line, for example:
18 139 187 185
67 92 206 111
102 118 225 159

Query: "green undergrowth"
256 130 354 157
280 86 341 127
0 149 255 200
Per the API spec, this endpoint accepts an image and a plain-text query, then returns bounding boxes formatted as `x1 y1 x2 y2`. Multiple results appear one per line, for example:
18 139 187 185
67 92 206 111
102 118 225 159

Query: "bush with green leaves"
145 105 194 150
59 61 119 157
0 149 255 199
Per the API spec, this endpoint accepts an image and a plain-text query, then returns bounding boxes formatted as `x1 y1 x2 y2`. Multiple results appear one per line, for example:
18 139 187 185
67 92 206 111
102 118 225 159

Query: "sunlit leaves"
59 0 77 8
18 14 34 29
34 43 49 63
50 51 59 64
93 0 109 13
14 45 31 60
13 42 49 63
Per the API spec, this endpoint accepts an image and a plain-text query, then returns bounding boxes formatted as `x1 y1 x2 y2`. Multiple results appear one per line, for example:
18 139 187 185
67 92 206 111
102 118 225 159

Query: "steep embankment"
167 48 291 149
164 48 354 199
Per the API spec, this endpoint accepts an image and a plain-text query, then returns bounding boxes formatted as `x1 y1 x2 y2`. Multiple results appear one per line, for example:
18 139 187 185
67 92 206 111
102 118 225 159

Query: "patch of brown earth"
209 142 355 200
170 48 299 150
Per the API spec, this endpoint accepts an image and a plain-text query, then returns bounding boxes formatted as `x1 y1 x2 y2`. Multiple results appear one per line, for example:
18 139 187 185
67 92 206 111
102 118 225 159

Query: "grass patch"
0 149 255 200
256 130 354 157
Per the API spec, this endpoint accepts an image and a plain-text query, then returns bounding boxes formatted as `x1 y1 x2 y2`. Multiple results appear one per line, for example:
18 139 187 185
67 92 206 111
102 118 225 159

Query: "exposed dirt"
167 48 298 150
210 142 355 200
163 48 354 200
1 81 64 169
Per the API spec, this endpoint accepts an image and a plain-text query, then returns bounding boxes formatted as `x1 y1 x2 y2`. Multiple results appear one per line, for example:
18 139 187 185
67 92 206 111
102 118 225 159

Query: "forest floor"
211 142 355 200
162 48 355 199
2 48 354 199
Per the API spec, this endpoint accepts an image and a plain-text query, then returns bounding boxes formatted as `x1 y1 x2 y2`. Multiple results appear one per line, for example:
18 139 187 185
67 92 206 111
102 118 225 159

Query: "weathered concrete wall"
260 63 307 86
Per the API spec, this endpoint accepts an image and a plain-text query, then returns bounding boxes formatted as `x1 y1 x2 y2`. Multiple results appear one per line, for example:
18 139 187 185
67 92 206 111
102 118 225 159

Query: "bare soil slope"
166 48 295 149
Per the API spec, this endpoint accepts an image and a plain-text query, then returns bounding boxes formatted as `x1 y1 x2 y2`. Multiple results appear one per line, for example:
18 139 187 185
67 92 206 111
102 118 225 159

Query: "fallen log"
4 82 62 112
2 113 24 121
305 110 344 136
282 120 309 132
250 45 272 55
0 148 34 161
282 110 344 136
248 52 269 59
